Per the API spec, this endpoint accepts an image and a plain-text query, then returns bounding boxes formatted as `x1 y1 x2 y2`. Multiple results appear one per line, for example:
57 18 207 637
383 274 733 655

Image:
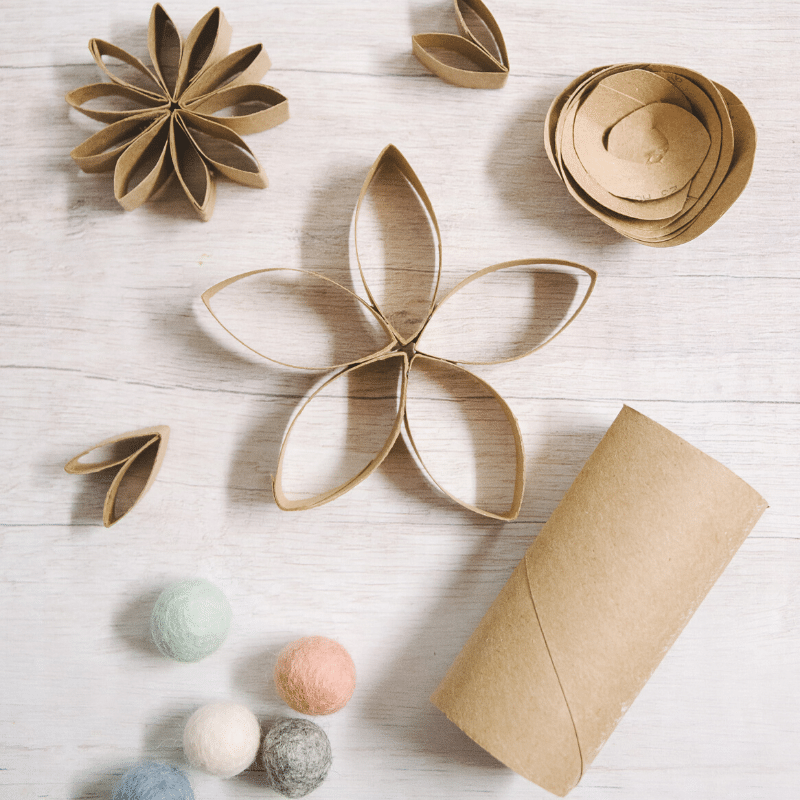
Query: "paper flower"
66 4 289 220
203 145 595 519
64 426 169 526
545 64 756 246
412 0 509 89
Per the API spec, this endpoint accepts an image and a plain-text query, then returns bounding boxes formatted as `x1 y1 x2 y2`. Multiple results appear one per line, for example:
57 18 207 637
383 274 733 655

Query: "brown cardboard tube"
431 405 767 795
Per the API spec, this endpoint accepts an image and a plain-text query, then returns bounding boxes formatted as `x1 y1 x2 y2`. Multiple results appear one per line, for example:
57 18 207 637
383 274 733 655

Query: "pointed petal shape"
65 83 165 123
148 3 182 99
455 0 509 70
87 39 165 98
403 355 524 520
412 33 507 89
354 144 442 345
186 84 289 135
417 260 596 365
64 426 170 527
180 44 271 103
113 115 172 211
169 114 216 220
273 354 408 511
175 6 232 98
178 111 266 188
70 115 159 173
202 269 396 370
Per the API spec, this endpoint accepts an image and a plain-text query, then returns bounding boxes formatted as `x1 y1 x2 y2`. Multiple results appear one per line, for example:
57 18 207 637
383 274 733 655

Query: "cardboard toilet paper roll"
431 406 767 795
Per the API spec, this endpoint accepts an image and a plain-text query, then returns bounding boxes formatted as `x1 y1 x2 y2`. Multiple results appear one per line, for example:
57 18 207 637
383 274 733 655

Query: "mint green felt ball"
150 579 232 663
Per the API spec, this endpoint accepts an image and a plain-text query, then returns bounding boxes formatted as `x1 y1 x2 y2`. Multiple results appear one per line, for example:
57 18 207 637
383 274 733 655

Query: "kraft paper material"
66 4 289 220
65 426 170 527
203 144 595 519
431 406 767 795
413 0 509 88
545 64 756 246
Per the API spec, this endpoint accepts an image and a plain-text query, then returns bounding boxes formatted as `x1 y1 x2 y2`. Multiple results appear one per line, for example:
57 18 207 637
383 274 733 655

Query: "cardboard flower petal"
203 145 595 519
413 0 509 89
545 64 756 246
64 426 169 527
66 4 289 220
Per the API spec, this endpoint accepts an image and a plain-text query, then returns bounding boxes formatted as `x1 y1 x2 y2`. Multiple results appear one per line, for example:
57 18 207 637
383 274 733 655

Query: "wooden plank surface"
1 0 798 798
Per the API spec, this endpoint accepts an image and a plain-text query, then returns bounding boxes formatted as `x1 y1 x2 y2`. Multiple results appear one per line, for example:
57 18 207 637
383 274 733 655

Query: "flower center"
396 340 417 359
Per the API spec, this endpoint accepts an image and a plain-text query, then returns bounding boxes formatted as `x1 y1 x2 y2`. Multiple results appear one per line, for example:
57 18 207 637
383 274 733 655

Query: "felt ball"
112 761 194 800
274 636 356 715
150 578 232 662
262 717 332 798
183 701 261 778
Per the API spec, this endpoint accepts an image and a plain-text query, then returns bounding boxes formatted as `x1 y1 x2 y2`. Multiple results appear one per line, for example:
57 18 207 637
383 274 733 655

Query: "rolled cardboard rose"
431 406 767 795
545 64 756 246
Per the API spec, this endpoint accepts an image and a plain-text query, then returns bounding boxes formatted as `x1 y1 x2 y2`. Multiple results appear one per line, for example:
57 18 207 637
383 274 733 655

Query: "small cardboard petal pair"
66 5 289 220
413 0 509 89
203 144 596 519
65 426 169 527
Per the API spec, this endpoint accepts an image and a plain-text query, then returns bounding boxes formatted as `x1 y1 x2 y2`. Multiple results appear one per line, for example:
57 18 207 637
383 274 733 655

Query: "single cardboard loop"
66 4 289 220
412 0 509 89
205 145 593 517
431 406 768 795
170 115 214 218
64 426 170 527
148 3 182 98
181 45 272 104
202 269 395 370
65 84 166 123
174 6 231 99
88 39 164 97
113 115 171 211
403 354 524 520
70 116 160 173
187 84 289 135
273 354 408 511
354 144 442 346
417 260 596 365
545 64 755 245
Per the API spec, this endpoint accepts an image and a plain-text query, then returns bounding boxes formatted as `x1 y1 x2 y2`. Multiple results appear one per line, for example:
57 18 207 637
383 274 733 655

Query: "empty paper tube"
431 406 767 796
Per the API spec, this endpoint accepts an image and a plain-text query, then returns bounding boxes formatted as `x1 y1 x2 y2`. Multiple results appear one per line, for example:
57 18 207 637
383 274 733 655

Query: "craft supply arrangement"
2 1 798 799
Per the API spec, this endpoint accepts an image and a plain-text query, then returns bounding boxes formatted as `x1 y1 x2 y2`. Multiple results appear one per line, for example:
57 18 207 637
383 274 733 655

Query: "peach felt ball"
274 636 356 715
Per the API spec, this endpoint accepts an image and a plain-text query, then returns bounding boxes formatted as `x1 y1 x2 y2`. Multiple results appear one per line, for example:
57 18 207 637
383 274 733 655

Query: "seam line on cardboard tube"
524 555 584 787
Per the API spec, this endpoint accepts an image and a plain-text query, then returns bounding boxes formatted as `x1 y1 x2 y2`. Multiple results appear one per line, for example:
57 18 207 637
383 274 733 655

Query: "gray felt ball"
261 717 332 798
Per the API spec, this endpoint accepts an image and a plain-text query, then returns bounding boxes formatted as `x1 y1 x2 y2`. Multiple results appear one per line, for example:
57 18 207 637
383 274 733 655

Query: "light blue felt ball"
112 761 194 800
150 578 232 663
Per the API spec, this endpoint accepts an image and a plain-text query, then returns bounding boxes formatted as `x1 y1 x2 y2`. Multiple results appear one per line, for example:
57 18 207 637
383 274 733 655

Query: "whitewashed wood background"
1 0 798 798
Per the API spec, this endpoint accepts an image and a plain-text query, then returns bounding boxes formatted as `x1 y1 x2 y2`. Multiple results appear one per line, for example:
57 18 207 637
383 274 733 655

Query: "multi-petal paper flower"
66 4 289 220
203 145 595 519
545 64 756 246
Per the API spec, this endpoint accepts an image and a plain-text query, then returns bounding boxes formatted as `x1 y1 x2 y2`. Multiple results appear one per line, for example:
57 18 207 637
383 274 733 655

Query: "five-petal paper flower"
66 4 289 220
203 145 596 519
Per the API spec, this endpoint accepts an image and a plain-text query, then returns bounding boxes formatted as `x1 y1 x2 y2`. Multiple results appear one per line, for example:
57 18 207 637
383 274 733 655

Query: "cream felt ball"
274 636 356 715
150 578 232 663
183 702 261 778
112 761 194 800
262 717 332 798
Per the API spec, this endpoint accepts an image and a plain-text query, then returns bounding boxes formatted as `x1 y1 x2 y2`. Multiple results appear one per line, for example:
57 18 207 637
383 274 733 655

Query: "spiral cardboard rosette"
64 426 170 527
203 145 595 519
545 64 756 246
431 406 768 795
66 4 289 220
412 0 509 89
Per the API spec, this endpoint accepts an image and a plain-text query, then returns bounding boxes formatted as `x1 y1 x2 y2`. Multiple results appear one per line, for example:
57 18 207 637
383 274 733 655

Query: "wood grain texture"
1 0 798 798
